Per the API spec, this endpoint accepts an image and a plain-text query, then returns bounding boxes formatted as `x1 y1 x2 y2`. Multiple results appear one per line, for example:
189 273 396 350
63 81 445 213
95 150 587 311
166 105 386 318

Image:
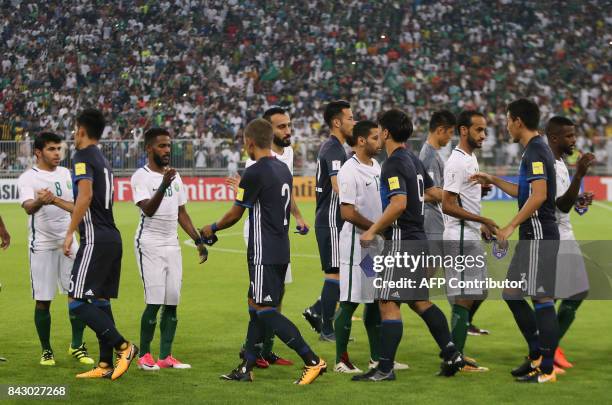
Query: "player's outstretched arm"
49 191 75 213
497 179 547 241
442 190 498 233
470 172 518 198
360 194 406 244
178 205 207 263
290 195 309 231
201 204 246 238
340 203 373 232
424 186 442 203
0 215 10 250
63 179 93 256
556 153 595 213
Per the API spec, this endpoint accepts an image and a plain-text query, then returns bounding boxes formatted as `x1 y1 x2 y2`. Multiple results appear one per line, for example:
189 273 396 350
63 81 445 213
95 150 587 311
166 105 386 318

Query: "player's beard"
153 153 169 167
467 136 481 150
273 136 291 148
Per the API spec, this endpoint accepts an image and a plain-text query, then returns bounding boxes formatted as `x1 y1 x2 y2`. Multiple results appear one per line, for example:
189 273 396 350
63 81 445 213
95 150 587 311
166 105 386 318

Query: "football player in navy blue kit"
304 100 354 340
63 109 137 380
201 118 326 385
352 109 464 382
471 99 560 383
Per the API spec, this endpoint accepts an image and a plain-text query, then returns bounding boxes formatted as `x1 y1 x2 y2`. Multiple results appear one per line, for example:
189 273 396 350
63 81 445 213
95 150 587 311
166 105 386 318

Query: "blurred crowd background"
0 0 610 174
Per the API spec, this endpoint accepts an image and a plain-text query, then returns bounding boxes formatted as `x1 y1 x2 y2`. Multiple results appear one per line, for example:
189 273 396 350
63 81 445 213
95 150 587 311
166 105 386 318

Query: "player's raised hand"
225 174 241 193
36 189 55 205
196 243 208 264
482 218 498 238
469 172 493 185
360 229 375 247
162 167 177 188
63 232 73 257
575 153 595 178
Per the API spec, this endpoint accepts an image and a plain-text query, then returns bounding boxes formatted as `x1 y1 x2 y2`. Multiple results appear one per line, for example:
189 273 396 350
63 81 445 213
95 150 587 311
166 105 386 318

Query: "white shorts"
443 227 488 298
29 245 76 301
340 263 375 304
136 245 183 305
244 221 292 283
555 238 589 299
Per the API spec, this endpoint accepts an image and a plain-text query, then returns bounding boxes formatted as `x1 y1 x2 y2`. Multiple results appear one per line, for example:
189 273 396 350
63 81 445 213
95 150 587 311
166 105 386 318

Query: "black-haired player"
471 99 560 383
352 109 464 381
303 100 354 341
63 108 138 380
202 118 326 384
545 116 594 372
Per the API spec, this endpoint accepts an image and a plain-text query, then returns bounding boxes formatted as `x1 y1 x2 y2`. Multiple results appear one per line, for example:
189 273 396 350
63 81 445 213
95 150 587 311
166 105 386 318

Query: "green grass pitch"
0 200 611 404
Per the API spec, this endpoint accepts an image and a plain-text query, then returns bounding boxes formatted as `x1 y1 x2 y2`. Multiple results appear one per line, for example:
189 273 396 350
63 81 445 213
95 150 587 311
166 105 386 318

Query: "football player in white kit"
17 132 94 366
442 111 498 372
544 116 595 373
132 128 207 371
227 107 308 367
333 120 384 373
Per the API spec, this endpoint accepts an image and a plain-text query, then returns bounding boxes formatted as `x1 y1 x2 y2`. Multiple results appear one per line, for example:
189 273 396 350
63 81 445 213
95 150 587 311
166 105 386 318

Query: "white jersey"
338 155 382 265
443 147 482 236
131 166 188 247
18 166 73 251
245 146 294 174
555 159 574 240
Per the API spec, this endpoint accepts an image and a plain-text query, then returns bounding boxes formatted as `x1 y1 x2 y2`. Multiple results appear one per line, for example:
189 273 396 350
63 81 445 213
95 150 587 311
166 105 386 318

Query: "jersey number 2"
281 183 290 225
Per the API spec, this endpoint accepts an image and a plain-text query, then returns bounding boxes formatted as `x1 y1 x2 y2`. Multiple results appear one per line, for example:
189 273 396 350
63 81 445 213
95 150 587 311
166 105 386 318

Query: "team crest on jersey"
532 162 544 175
236 187 245 201
174 183 180 192
388 176 400 190
67 181 72 190
74 163 86 175
332 160 341 171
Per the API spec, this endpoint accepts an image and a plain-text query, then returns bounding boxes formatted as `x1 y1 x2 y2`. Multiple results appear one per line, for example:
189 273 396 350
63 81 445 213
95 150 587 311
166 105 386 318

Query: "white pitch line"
183 239 319 258
593 201 612 212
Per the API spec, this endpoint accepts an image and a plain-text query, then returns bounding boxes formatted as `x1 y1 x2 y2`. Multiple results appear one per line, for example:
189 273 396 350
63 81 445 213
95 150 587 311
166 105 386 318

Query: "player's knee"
408 300 431 315
35 300 50 310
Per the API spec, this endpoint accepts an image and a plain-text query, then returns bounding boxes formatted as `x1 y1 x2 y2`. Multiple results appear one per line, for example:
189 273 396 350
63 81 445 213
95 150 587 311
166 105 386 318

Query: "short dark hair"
76 108 106 140
34 132 63 151
429 110 456 132
263 106 287 122
323 100 351 127
456 110 485 132
144 127 171 146
378 109 413 142
244 118 273 148
507 98 540 131
347 120 378 147
545 116 575 137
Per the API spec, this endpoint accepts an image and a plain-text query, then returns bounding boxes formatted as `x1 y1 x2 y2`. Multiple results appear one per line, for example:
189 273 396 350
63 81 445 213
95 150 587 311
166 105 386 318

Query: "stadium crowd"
0 0 610 171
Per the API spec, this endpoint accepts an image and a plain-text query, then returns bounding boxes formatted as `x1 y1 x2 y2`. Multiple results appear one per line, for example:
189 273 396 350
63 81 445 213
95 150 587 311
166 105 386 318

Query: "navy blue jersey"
380 147 434 240
72 145 121 244
315 135 347 229
517 135 558 239
236 156 292 265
